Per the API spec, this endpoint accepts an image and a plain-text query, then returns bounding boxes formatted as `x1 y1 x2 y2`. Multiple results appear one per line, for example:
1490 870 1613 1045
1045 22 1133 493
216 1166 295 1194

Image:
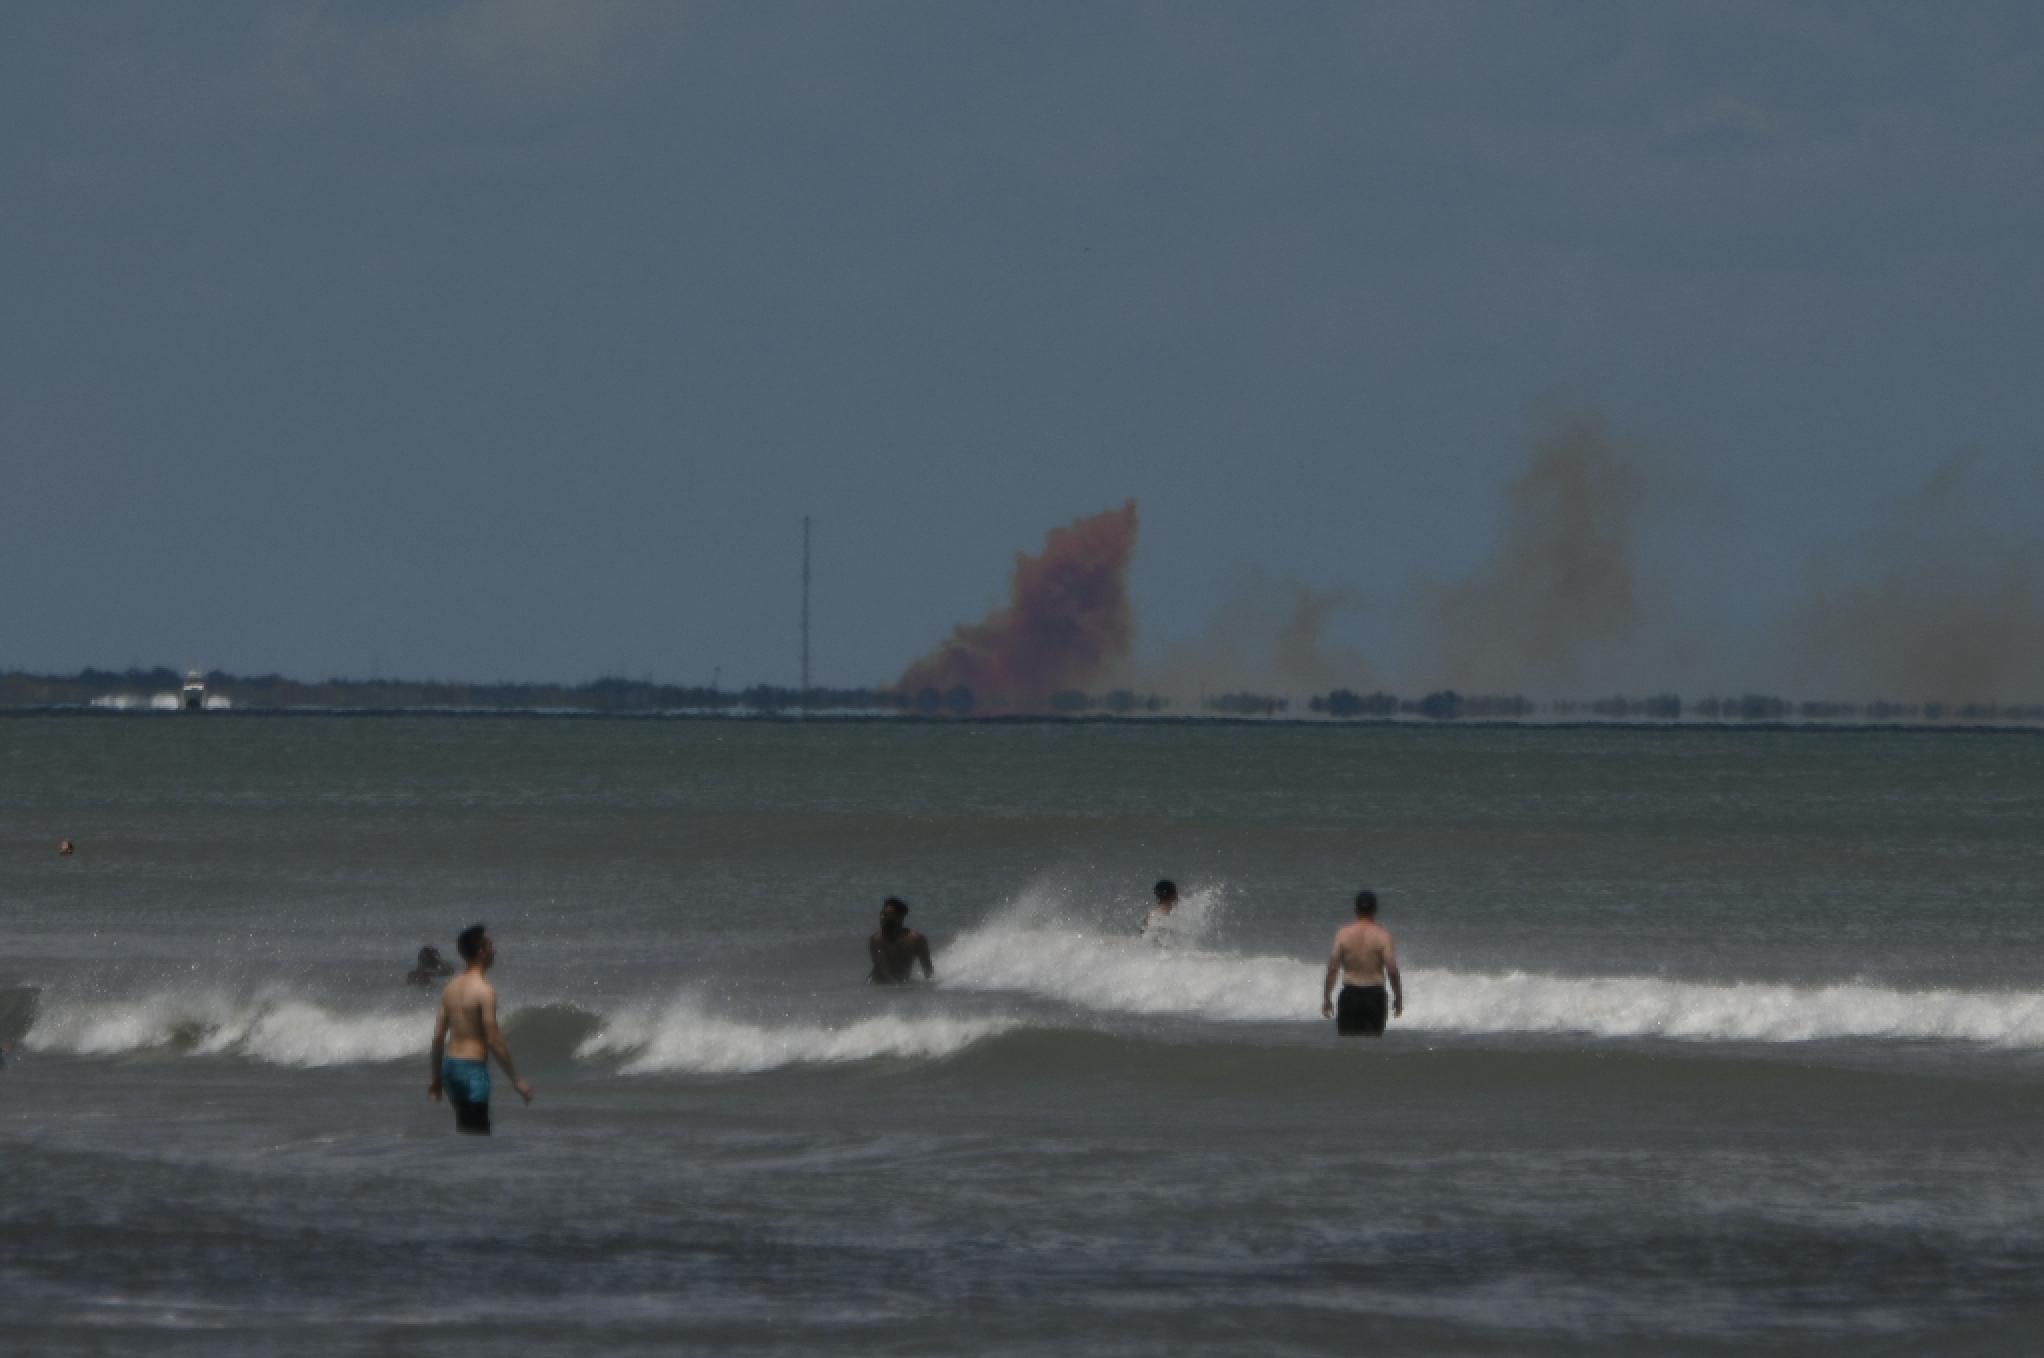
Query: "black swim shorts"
1337 984 1388 1037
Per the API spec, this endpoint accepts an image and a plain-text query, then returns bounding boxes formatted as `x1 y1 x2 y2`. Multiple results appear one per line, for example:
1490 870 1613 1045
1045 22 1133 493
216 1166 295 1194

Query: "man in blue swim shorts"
428 923 534 1135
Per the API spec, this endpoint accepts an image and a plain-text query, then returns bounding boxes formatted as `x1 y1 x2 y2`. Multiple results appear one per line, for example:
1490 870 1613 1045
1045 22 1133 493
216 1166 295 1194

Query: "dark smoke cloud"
898 502 1138 704
1787 455 2044 702
1131 576 1376 701
1423 412 1647 694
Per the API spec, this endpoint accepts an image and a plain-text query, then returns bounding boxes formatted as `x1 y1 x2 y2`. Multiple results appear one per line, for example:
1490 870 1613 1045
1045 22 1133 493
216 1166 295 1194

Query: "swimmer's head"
880 898 909 934
417 945 443 967
1354 889 1379 918
1154 880 1178 904
58 840 75 856
456 923 491 965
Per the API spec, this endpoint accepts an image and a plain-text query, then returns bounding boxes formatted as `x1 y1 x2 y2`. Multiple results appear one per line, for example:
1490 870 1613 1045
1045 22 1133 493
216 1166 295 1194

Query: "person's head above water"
1154 880 1178 905
417 945 444 967
880 898 910 934
1354 889 1379 918
456 923 492 966
58 839 75 856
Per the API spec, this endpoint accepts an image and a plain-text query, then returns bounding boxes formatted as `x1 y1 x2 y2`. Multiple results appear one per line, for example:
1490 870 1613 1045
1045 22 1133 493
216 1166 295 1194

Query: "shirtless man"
428 923 534 1134
1321 889 1403 1037
1140 880 1179 937
868 898 934 985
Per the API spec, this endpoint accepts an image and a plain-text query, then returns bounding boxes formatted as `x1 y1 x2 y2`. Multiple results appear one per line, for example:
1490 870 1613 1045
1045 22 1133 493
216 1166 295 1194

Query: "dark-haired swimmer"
1321 890 1403 1037
428 924 533 1134
1141 879 1179 937
406 944 455 987
868 898 934 984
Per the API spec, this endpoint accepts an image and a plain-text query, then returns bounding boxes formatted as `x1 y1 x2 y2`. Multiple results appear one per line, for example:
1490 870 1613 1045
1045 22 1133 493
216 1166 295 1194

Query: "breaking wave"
23 990 424 1067
577 998 1015 1075
941 918 2044 1047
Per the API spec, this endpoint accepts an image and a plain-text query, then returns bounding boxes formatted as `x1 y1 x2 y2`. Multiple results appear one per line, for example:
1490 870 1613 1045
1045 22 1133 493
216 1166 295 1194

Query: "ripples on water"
3 718 2042 1354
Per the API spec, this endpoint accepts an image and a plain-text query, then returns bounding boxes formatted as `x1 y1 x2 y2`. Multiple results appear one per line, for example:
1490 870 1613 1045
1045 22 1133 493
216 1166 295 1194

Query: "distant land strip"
5 668 2042 728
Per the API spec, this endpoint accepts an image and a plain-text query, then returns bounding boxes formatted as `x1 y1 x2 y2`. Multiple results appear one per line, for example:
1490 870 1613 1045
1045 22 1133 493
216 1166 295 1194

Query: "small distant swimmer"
58 840 75 857
1321 889 1403 1037
406 944 455 987
868 898 934 984
1140 879 1179 937
428 923 533 1135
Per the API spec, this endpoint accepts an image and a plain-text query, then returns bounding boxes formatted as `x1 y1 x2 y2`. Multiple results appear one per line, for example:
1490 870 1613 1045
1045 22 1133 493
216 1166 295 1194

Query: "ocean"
2 714 2041 1354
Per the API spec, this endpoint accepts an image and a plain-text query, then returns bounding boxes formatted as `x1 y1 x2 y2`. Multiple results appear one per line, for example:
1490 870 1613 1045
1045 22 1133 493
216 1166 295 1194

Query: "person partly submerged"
428 923 534 1135
406 944 456 987
868 897 934 985
1321 889 1404 1037
1140 879 1179 938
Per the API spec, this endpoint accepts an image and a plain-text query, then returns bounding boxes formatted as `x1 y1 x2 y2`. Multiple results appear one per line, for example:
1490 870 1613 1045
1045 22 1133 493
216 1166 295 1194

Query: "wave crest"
941 921 2044 1046
577 999 1014 1075
24 990 423 1067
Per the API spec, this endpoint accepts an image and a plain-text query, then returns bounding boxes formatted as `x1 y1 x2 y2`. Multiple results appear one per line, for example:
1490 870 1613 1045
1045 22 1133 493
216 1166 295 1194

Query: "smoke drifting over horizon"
890 415 2042 712
897 502 1139 703
1423 413 1648 695
1130 578 1376 702
1788 455 2044 703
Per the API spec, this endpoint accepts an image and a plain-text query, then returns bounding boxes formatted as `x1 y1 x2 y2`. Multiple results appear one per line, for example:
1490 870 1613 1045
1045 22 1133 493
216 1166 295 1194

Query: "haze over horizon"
5 4 2042 700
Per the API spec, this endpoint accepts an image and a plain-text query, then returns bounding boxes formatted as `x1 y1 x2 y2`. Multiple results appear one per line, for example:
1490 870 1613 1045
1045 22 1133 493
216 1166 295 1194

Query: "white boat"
182 671 207 711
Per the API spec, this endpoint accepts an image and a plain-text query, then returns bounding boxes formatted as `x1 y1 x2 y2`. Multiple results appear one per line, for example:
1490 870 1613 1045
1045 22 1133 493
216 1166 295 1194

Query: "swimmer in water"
406 945 455 987
58 840 75 857
1321 889 1403 1037
428 924 533 1135
868 898 934 984
1140 879 1179 937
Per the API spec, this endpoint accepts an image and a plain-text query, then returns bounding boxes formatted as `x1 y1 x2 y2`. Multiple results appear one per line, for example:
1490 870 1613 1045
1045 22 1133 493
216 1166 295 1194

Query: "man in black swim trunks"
1321 889 1403 1036
868 898 934 984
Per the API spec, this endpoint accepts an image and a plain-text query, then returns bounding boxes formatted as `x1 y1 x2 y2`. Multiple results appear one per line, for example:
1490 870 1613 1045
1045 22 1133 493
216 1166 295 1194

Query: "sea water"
2 715 2041 1354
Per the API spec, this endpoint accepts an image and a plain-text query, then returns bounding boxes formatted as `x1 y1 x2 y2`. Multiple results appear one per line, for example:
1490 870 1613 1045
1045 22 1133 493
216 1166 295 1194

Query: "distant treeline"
5 668 2042 725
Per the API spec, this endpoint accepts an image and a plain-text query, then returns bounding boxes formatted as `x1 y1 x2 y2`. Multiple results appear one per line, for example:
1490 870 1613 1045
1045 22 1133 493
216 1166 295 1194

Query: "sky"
4 2 2042 699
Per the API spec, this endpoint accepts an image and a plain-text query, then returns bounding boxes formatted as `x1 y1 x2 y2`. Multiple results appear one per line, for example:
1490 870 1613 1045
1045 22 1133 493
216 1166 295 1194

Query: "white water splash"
942 914 2044 1047
578 998 1014 1075
25 990 424 1067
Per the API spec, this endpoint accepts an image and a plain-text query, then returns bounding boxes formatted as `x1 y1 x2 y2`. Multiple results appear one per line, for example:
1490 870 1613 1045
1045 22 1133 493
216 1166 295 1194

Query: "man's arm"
1322 940 1342 1018
915 933 934 980
868 934 886 984
483 988 535 1104
1384 936 1403 1018
428 999 448 1100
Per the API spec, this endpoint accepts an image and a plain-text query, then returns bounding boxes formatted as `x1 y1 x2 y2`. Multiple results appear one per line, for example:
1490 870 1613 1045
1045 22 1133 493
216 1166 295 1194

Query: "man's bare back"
1321 891 1404 1036
1330 918 1395 987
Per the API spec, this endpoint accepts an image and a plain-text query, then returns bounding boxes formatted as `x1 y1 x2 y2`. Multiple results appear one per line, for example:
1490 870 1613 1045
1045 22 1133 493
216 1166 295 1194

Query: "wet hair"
882 897 909 918
417 945 441 966
1154 880 1178 902
456 923 488 962
1354 890 1379 917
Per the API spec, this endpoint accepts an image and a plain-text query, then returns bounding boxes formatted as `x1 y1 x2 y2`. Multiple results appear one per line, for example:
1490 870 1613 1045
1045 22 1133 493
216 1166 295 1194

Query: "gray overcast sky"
5 2 2042 693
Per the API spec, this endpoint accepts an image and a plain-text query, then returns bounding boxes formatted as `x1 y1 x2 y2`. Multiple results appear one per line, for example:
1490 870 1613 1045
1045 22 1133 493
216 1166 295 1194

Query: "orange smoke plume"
898 501 1139 706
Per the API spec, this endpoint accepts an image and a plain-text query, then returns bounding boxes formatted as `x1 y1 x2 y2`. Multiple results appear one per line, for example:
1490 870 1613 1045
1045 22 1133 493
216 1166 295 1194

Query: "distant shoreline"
5 704 2041 736
7 668 2040 731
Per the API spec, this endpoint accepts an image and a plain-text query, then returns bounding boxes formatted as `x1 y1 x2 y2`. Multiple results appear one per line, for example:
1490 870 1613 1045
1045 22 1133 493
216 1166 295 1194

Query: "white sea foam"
25 990 422 1067
942 918 2044 1047
577 999 1014 1075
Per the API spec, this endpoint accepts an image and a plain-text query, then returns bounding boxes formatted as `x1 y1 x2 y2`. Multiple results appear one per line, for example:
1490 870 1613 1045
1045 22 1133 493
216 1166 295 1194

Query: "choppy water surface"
2 716 2041 1355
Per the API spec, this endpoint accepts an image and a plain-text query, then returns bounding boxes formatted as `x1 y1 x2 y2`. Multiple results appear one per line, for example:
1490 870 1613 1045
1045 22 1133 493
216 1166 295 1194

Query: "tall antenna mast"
800 515 812 709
